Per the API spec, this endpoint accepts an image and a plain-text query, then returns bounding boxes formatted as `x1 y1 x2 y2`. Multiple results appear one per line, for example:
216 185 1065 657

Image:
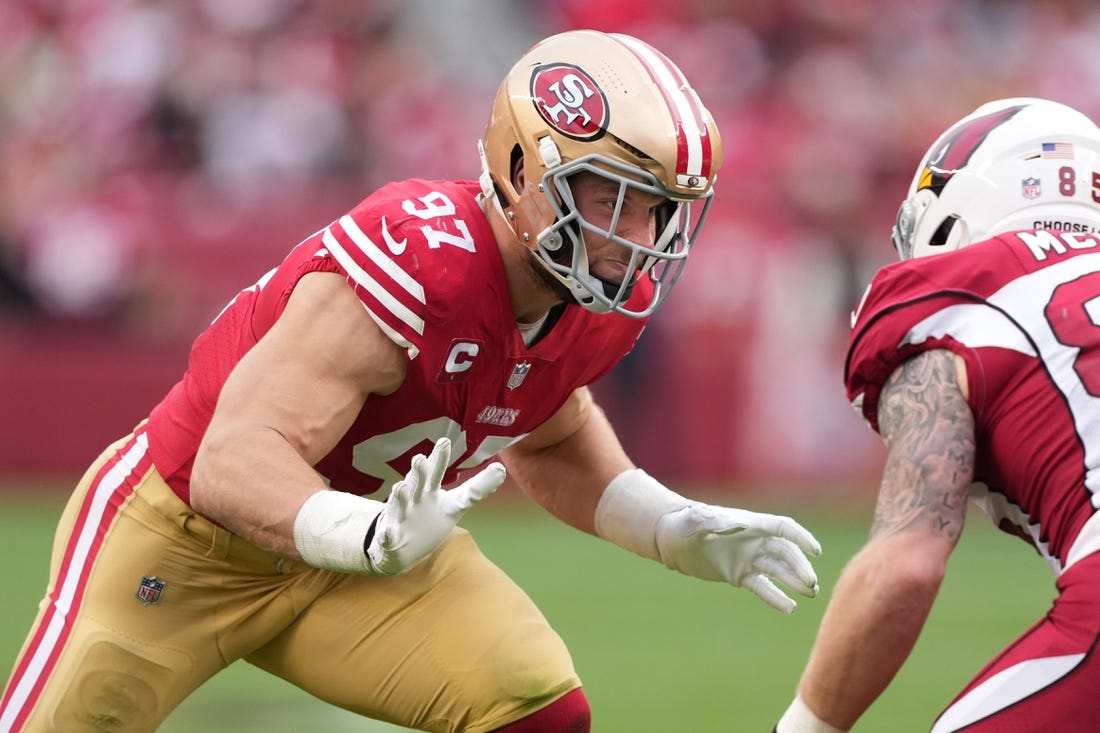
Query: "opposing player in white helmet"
776 97 1100 732
893 97 1100 260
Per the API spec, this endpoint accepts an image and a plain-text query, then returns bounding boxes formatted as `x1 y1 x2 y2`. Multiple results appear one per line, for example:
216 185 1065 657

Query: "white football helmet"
479 29 723 318
893 97 1100 260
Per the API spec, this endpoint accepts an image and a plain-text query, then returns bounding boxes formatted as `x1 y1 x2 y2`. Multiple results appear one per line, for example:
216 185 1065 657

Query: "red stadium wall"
0 320 185 477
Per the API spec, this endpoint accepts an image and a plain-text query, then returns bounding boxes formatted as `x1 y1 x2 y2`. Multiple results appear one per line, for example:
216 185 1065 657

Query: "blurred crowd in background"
3 0 1100 487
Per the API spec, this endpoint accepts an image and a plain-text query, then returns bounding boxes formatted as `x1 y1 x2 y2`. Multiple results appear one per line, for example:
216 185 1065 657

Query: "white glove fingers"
406 454 430 503
743 574 797 614
764 537 819 595
775 517 822 557
358 437 471 578
389 479 411 523
755 553 818 598
448 462 506 515
423 438 451 495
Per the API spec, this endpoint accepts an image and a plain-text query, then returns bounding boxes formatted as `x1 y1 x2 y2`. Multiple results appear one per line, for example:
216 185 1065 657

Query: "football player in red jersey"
1 30 822 733
775 98 1100 733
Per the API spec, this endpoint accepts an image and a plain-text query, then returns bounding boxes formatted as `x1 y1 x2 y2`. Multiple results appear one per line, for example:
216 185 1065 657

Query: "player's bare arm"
872 349 974 543
505 386 820 612
501 386 632 535
793 349 975 729
191 271 406 556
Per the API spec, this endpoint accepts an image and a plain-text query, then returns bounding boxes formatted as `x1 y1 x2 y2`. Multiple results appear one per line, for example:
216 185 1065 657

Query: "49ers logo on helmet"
531 63 608 141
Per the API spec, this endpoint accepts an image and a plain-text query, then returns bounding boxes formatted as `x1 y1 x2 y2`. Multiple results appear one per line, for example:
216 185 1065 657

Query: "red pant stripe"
0 428 152 731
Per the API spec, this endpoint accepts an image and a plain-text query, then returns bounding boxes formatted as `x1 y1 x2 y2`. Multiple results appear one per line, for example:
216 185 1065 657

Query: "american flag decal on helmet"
1041 141 1074 159
610 33 714 188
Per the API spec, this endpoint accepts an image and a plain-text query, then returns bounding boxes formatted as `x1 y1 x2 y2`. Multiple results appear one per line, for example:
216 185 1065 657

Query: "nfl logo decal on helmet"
1021 177 1041 200
136 575 166 605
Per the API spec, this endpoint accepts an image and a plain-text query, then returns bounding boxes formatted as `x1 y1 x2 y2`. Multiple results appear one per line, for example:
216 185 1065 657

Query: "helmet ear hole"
508 145 524 190
929 216 959 248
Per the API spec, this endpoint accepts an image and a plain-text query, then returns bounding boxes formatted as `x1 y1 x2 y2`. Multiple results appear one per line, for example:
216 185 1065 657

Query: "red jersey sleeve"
845 236 1034 433
320 179 492 360
843 232 1100 569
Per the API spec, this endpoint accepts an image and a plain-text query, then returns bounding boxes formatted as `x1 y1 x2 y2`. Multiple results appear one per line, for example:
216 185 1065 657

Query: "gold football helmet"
479 29 723 318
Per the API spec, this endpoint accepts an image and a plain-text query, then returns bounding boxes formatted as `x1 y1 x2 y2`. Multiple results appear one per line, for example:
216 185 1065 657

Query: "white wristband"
594 468 691 560
292 490 386 573
776 695 846 733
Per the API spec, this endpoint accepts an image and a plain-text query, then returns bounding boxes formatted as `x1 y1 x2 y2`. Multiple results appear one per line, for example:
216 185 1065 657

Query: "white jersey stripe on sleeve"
905 303 1036 355
336 215 425 303
322 227 425 339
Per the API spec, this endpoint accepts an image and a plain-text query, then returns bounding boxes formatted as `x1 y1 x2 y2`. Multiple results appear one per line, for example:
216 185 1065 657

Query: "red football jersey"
846 230 1100 572
147 179 649 504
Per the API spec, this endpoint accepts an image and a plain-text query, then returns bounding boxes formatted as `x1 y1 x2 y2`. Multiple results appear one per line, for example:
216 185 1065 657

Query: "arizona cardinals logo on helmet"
919 105 1026 194
531 64 609 141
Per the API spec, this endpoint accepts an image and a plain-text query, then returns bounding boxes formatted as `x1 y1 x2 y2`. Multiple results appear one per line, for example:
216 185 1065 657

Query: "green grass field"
0 489 1053 732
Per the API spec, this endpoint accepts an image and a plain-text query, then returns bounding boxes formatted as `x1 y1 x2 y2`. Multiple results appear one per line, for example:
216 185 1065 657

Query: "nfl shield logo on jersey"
508 361 531 390
136 575 166 605
1021 177 1041 200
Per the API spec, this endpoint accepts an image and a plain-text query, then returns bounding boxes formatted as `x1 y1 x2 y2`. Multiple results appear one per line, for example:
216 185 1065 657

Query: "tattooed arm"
789 349 975 730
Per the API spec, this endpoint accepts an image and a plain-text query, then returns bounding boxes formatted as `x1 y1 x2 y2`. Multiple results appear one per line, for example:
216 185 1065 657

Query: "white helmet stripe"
610 33 712 179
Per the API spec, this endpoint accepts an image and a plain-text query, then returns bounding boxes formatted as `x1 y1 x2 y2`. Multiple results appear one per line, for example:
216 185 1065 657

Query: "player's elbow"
893 554 948 601
879 531 952 596
893 537 954 589
190 429 230 520
189 449 217 519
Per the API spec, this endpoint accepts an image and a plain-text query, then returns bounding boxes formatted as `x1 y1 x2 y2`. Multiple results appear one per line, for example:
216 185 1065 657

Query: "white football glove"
655 503 821 614
365 438 505 575
293 438 504 575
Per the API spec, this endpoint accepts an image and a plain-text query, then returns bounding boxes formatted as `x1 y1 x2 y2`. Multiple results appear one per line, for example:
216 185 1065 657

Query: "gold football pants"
0 429 581 732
